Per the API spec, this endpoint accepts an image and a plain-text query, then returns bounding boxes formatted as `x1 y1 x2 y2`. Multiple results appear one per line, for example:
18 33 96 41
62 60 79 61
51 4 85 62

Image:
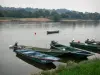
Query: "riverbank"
0 17 99 22
61 19 99 22
0 18 52 22
34 59 100 75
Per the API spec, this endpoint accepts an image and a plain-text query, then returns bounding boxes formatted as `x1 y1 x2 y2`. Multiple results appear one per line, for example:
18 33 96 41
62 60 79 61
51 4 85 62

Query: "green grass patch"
35 59 100 75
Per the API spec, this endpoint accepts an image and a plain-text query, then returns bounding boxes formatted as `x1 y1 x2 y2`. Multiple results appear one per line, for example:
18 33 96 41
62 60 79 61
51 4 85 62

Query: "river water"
0 21 100 75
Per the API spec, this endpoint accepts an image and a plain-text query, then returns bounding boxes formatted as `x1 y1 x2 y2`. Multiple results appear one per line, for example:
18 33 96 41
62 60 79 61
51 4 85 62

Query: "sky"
0 0 100 13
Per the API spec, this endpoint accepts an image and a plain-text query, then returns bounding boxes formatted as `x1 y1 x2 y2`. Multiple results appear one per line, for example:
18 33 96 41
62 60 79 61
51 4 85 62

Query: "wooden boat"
14 49 60 64
11 42 70 56
70 41 100 53
50 41 94 59
47 30 59 34
9 44 65 57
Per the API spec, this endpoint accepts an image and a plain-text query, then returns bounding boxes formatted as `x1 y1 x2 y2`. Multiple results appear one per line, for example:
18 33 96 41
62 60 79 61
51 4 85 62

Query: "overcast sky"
0 0 100 13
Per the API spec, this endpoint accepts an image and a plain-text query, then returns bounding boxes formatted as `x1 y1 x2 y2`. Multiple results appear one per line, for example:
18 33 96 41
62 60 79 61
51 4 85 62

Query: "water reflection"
60 21 100 28
0 21 100 30
16 54 56 70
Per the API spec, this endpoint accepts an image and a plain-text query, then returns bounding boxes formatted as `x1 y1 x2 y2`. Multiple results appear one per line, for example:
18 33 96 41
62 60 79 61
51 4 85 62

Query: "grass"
34 59 100 75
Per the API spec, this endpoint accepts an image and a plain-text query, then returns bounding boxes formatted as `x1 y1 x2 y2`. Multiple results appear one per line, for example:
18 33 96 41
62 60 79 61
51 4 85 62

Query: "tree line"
0 5 100 21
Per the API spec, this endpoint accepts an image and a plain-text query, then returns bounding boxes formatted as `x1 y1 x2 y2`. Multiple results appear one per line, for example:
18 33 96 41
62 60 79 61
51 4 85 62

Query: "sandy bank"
60 19 99 22
0 18 52 22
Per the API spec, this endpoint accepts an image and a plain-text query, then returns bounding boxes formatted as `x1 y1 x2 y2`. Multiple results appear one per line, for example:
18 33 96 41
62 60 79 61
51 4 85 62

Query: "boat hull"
70 42 100 53
47 30 59 34
15 51 51 64
14 49 59 64
50 41 93 59
9 45 65 57
51 47 89 59
62 53 88 59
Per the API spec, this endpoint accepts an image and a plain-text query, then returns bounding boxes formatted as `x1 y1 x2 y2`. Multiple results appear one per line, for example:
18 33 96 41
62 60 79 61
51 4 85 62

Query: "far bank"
0 17 100 22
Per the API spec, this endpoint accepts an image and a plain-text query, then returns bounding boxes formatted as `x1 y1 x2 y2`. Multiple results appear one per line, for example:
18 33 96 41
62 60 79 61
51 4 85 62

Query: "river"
0 21 100 75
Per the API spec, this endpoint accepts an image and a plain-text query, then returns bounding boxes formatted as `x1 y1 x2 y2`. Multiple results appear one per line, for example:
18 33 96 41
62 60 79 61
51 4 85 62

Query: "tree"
0 5 100 20
0 12 4 17
51 10 61 22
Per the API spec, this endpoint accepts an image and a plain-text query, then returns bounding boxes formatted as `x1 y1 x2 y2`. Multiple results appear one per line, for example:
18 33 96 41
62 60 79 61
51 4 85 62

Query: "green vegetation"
0 5 100 21
34 59 100 75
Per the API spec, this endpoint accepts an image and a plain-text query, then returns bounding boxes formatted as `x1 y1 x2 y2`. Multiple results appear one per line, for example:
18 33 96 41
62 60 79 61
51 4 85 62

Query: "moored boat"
70 40 100 53
47 30 59 34
9 44 65 57
50 41 94 59
85 39 100 45
14 49 60 64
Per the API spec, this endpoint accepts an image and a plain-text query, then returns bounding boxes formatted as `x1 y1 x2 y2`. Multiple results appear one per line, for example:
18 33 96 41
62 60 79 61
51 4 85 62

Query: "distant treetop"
0 5 100 21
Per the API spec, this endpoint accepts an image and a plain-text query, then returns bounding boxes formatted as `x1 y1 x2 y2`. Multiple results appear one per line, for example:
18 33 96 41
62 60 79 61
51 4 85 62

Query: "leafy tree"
0 12 4 17
0 5 100 21
51 10 61 21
